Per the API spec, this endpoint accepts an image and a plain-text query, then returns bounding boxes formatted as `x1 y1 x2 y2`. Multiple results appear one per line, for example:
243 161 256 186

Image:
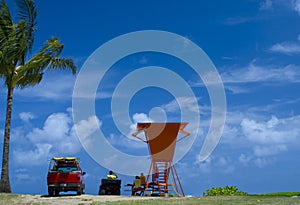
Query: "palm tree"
0 0 77 192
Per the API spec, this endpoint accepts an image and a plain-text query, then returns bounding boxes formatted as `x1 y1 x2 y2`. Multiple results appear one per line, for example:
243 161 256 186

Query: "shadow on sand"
40 193 78 198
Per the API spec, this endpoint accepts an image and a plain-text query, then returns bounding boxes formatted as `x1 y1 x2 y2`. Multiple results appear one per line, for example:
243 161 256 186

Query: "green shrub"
203 185 248 196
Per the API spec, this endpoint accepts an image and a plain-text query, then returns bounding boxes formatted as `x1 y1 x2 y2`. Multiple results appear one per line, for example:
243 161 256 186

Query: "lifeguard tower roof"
134 123 189 162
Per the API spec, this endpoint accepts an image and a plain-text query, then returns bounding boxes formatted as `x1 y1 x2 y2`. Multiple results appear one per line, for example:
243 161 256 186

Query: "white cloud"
132 112 152 126
172 35 199 54
13 143 52 166
254 158 274 168
224 16 255 26
74 115 101 144
195 155 212 173
224 85 250 94
221 63 300 84
239 115 300 167
199 71 225 87
241 115 300 145
15 72 76 101
192 62 300 94
96 91 112 99
14 168 40 182
19 112 35 122
15 168 28 173
253 145 287 157
13 110 84 166
215 157 235 173
162 99 179 113
128 113 152 141
239 154 252 166
219 111 300 168
294 0 300 14
27 113 72 143
216 156 228 166
195 155 234 173
10 128 25 143
260 0 273 10
162 97 199 114
132 113 151 123
160 97 201 143
270 42 300 54
107 113 152 149
107 133 147 149
259 0 300 14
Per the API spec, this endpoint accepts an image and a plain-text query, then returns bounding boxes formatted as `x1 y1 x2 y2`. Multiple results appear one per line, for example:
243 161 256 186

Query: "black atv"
98 179 121 195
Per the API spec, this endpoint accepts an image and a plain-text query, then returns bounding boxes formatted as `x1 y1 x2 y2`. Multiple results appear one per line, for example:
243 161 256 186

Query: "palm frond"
1 21 27 65
14 36 77 88
48 57 77 75
27 37 77 73
16 70 43 88
0 0 13 26
44 37 64 56
25 37 64 70
0 0 13 45
15 0 37 56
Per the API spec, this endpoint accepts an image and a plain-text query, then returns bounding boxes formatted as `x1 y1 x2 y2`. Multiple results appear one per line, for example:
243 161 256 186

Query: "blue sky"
1 0 300 196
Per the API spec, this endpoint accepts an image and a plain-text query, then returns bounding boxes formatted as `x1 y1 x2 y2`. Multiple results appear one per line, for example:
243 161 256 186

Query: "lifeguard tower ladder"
132 123 190 197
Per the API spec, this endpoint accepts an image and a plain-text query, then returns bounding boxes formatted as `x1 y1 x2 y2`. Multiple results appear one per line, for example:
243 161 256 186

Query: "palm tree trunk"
0 86 13 193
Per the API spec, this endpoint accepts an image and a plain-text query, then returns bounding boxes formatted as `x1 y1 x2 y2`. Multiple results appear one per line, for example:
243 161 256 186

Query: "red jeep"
47 157 86 196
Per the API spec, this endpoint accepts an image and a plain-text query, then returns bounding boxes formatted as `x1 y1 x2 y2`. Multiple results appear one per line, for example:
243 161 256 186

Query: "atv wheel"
99 189 106 195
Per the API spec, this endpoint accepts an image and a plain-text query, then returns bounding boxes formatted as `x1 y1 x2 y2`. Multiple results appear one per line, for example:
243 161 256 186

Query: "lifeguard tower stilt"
132 123 190 197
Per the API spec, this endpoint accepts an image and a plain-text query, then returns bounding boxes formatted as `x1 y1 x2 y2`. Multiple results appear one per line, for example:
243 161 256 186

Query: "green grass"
0 193 300 205
0 193 21 205
100 196 300 205
252 192 300 197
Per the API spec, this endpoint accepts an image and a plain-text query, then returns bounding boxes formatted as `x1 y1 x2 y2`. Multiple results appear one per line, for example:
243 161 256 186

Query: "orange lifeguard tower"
132 122 190 196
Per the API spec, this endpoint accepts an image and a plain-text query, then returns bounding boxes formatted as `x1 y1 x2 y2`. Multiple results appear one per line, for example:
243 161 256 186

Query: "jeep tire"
48 188 54 197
